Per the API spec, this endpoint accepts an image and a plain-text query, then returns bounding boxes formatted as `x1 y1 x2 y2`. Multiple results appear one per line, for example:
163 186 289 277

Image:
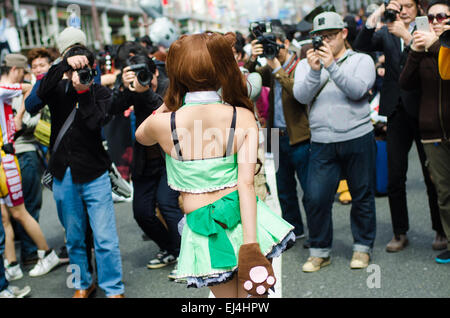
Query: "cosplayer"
136 32 295 298
0 54 60 279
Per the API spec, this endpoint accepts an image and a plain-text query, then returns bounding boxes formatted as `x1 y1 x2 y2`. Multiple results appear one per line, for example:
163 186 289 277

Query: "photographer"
399 0 450 263
293 11 377 272
245 25 311 241
110 54 182 271
34 45 125 298
353 0 446 252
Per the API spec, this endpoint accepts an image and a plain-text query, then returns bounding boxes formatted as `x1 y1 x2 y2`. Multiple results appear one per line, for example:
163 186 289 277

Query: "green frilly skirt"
175 190 295 288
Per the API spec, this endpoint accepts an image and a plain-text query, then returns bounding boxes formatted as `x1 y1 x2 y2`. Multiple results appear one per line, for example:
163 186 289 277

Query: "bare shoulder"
135 111 172 147
235 106 258 130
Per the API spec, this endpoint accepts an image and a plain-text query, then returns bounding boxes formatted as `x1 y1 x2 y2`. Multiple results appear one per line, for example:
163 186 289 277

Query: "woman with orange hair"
136 32 295 297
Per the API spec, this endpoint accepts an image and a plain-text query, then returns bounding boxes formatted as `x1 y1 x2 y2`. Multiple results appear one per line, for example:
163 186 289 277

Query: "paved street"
11 146 450 298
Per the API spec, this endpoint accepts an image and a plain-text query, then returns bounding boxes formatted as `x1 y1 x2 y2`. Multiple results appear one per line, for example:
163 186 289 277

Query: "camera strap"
285 54 300 75
52 104 77 154
309 52 353 107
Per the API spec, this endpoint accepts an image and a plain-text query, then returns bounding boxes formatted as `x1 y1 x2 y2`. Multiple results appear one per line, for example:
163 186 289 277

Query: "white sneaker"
5 262 23 281
29 249 60 277
0 285 31 298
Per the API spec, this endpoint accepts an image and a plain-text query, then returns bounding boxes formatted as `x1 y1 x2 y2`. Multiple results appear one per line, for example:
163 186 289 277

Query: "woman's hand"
411 29 439 52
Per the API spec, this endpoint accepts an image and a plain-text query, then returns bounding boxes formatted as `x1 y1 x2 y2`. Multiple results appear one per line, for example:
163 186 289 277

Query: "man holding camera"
245 25 311 242
110 53 183 272
353 0 447 252
33 45 125 298
294 12 377 272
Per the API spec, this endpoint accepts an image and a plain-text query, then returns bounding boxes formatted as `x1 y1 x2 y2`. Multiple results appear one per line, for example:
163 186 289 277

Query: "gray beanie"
56 27 87 53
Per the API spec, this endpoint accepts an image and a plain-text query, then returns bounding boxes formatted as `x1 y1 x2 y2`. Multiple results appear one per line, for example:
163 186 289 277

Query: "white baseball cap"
56 27 87 53
310 12 347 34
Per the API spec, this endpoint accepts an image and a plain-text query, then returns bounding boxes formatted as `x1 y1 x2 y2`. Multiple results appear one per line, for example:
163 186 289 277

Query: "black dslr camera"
312 36 324 50
128 63 152 87
383 0 401 23
77 67 97 85
250 21 285 60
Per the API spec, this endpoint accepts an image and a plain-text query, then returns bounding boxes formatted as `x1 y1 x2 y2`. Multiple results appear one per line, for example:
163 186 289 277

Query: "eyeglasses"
318 31 341 41
427 13 450 23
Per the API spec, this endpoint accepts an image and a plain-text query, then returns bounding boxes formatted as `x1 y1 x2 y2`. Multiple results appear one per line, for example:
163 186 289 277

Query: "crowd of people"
0 0 449 298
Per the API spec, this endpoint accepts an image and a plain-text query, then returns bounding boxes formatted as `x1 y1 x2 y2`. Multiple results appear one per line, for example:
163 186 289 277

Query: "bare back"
156 103 258 213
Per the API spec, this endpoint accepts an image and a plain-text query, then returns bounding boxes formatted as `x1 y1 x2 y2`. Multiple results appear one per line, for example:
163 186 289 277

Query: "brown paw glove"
238 243 276 296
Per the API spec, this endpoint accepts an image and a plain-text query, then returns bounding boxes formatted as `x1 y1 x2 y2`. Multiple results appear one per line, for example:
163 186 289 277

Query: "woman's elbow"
237 179 256 194
135 125 147 145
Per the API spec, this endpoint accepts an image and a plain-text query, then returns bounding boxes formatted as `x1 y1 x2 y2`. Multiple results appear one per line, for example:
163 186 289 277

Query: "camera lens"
383 9 398 23
136 70 151 86
312 36 323 50
77 68 93 85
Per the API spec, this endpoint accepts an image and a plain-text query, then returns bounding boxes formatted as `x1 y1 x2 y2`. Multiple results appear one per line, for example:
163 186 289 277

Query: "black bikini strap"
170 112 183 160
225 106 237 157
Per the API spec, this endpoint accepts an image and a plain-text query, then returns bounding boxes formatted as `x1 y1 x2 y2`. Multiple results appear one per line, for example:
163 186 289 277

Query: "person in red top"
0 54 60 280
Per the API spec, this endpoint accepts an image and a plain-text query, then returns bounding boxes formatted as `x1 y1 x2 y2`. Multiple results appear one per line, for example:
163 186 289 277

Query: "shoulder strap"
225 106 237 157
170 111 183 160
310 52 354 107
52 106 76 153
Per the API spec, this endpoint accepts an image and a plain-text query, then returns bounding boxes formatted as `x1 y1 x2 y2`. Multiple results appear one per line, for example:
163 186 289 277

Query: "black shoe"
57 246 70 265
21 251 39 266
147 250 177 269
303 241 311 249
436 250 450 264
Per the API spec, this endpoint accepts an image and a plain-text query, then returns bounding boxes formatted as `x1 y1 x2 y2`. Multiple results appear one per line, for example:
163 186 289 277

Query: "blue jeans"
0 219 8 292
53 168 124 296
15 151 43 258
274 133 310 236
303 131 377 258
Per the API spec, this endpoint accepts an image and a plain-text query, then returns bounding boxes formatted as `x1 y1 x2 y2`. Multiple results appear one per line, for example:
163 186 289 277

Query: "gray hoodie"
293 49 375 143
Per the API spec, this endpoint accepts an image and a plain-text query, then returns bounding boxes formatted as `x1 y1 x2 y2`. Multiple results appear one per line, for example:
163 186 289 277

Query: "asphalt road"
9 146 450 299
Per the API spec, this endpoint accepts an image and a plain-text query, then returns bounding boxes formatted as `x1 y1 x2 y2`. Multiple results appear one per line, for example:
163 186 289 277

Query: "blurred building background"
0 0 381 52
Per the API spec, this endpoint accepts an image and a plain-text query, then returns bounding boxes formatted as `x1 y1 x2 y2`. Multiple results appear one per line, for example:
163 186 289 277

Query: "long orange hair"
164 32 253 112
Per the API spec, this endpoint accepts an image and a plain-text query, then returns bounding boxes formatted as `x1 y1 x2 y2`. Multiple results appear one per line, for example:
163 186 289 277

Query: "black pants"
132 167 183 257
386 105 444 236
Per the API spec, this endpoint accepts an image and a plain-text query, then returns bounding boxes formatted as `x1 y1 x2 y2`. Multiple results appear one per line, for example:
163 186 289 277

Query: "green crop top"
165 91 238 193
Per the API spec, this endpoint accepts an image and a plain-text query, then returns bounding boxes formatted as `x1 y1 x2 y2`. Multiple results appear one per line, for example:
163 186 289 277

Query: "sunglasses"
427 13 450 23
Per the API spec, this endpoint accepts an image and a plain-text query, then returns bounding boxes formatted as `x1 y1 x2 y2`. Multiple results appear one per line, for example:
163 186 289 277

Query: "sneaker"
302 256 331 272
168 268 177 280
57 246 70 265
5 262 24 281
29 249 60 277
0 285 31 298
147 250 177 269
435 250 450 264
350 252 370 269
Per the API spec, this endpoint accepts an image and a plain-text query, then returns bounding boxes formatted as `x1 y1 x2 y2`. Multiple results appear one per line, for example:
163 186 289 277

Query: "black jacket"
110 86 164 178
353 25 421 118
36 60 112 183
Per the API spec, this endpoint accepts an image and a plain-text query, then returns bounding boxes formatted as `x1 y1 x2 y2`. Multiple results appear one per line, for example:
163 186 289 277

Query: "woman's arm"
135 103 171 146
237 114 259 244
